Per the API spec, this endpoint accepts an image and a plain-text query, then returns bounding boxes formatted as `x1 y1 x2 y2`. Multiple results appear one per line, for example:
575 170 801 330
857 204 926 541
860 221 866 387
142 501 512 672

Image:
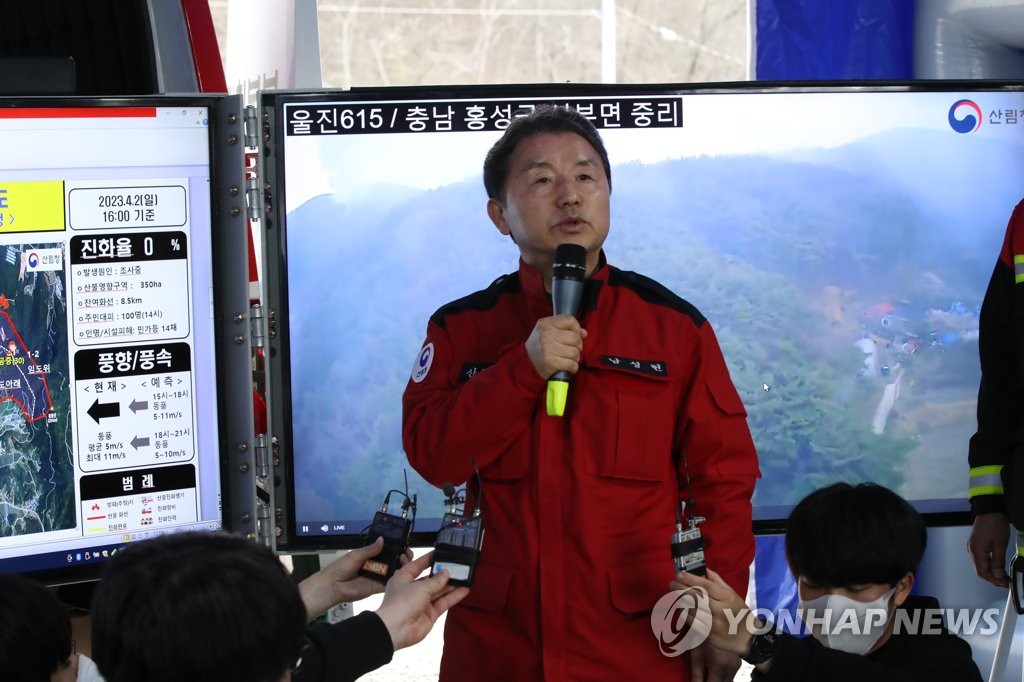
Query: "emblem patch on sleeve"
411 342 434 383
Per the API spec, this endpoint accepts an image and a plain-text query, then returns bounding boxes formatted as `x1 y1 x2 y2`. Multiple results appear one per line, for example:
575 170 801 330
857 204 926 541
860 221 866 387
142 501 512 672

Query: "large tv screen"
262 82 1024 549
0 95 249 584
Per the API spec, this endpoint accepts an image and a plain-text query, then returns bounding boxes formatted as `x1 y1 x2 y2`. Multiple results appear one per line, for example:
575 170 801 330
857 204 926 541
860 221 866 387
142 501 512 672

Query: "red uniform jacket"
403 255 760 681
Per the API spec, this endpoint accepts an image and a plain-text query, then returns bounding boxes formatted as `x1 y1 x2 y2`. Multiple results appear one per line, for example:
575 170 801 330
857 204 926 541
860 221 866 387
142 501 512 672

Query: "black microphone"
546 243 587 416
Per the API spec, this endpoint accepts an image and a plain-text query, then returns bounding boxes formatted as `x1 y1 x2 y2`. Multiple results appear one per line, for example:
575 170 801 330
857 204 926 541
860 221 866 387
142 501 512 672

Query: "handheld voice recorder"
671 500 706 576
359 489 415 583
431 481 484 586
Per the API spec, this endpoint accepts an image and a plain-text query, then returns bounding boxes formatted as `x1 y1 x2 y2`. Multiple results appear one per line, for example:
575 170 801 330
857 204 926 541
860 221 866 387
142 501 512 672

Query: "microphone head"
552 243 587 282
442 482 457 497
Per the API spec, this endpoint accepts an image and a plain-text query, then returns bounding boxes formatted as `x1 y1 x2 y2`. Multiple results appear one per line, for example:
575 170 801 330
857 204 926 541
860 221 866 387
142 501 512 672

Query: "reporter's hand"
967 512 1010 587
525 315 587 380
690 641 742 682
298 537 413 620
374 551 470 651
671 569 753 659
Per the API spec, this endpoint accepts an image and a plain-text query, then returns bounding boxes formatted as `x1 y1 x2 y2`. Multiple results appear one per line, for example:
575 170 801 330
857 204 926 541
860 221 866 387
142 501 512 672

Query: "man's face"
487 131 610 280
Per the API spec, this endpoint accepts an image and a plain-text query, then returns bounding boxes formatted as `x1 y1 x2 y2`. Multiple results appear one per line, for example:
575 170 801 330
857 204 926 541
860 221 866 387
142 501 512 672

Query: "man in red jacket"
403 104 760 681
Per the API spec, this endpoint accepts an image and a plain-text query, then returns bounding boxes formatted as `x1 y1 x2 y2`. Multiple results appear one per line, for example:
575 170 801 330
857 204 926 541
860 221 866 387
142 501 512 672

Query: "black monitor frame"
261 80 1024 552
0 94 253 586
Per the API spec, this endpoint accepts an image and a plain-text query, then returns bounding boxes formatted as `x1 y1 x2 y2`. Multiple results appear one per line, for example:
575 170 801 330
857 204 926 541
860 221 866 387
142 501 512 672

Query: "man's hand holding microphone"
524 243 588 416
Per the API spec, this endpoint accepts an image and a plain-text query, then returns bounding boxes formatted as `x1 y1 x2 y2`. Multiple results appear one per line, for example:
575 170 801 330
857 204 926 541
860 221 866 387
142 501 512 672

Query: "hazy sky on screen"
283 89 1024 210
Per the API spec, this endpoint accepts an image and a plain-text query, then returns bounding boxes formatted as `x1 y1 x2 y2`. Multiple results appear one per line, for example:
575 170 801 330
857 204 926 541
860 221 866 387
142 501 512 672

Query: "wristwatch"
741 624 780 666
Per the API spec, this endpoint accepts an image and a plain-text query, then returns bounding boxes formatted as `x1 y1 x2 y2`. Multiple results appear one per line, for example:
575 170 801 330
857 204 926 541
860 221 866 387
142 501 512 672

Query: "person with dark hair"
784 482 927 592
403 104 760 681
0 573 103 681
90 531 468 682
673 482 983 681
967 199 1024 587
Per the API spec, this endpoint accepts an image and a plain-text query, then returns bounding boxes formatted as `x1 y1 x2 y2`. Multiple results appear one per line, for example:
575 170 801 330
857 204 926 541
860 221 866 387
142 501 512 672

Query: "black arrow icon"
129 399 149 413
130 436 150 450
87 398 120 424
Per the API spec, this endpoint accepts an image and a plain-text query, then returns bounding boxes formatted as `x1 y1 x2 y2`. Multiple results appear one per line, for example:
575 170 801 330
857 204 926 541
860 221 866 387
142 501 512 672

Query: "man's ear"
892 572 914 607
487 198 509 236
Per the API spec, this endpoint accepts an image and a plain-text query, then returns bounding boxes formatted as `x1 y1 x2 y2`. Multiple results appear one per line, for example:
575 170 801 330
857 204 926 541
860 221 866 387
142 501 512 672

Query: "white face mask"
798 585 898 655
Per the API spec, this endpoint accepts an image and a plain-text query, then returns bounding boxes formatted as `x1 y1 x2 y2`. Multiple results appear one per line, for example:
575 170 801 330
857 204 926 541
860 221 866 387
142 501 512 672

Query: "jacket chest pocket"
580 366 676 482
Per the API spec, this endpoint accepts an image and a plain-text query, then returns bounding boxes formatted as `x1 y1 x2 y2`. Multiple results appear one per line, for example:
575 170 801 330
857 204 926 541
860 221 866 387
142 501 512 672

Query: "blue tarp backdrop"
755 0 915 80
754 535 800 632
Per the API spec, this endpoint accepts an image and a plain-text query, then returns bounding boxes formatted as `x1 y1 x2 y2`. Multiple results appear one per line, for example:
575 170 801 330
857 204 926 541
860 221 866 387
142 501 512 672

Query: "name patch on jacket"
460 362 493 383
601 355 668 377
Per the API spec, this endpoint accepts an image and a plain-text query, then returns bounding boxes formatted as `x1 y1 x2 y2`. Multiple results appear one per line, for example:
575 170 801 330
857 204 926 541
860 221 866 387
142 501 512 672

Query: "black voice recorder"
431 481 484 586
359 490 415 583
671 500 706 576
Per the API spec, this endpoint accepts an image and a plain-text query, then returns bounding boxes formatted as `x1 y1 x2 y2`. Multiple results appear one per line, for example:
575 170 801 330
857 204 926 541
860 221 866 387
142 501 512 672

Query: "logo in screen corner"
948 99 982 134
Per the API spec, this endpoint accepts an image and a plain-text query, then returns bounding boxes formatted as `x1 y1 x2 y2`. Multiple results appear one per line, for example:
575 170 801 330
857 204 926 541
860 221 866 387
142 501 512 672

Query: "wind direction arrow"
87 398 120 424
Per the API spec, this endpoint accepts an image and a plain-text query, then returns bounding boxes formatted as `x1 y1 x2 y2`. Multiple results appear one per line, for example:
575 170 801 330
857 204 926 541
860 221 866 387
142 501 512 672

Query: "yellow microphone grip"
546 380 569 417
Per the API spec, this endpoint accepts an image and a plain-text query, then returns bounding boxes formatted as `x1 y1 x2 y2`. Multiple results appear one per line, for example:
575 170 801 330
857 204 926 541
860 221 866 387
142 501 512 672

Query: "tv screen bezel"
262 79 1024 552
0 93 249 586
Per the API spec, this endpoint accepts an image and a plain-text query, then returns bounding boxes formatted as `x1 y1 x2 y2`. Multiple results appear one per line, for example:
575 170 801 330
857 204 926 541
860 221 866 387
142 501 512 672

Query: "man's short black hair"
0 573 73 682
91 531 307 682
482 104 612 202
785 482 926 588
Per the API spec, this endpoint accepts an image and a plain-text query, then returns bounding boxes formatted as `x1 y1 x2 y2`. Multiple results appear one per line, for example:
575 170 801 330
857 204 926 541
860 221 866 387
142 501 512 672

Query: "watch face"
743 629 779 665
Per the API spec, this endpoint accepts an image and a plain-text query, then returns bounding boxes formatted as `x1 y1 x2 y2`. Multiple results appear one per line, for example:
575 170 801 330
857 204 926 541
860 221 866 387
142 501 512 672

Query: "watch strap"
741 622 779 665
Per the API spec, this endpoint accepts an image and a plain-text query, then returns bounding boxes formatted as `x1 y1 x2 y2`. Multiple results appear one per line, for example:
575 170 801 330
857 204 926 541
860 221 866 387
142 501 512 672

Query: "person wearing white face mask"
672 482 983 681
797 579 902 655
